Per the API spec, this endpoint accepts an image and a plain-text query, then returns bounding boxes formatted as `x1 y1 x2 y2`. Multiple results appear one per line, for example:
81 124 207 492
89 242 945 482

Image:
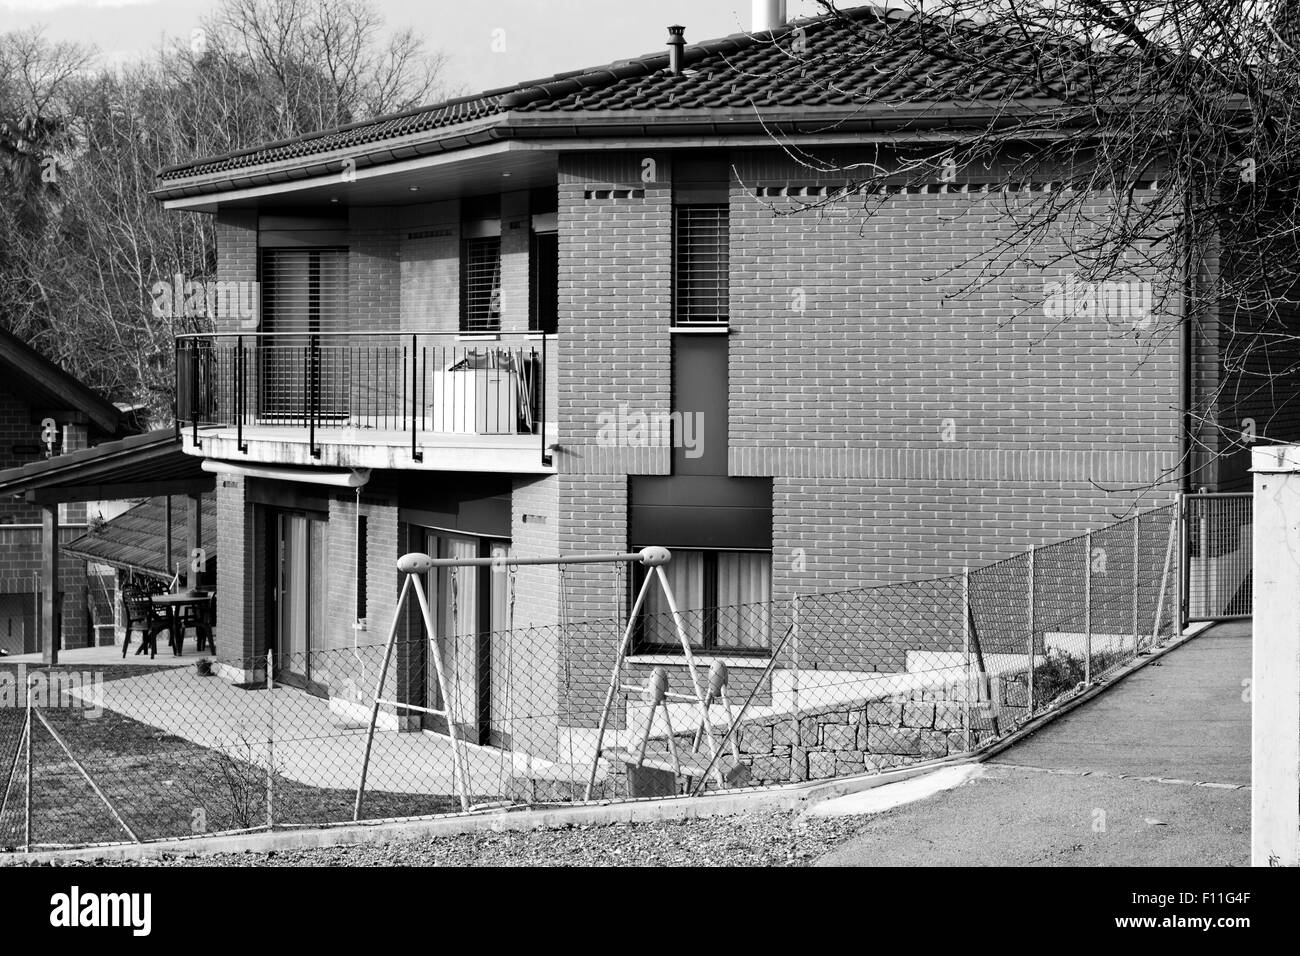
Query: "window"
672 204 729 326
529 230 558 334
633 550 771 652
460 236 502 331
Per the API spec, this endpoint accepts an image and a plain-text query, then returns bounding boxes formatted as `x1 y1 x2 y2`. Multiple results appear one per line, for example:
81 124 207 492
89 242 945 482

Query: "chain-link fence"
0 505 1181 851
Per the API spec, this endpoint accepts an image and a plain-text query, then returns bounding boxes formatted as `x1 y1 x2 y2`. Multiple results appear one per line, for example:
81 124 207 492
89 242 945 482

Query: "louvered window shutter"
460 236 503 332
672 204 730 325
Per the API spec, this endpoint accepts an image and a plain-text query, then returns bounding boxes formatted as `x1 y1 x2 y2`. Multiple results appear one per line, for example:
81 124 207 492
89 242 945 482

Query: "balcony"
175 332 555 473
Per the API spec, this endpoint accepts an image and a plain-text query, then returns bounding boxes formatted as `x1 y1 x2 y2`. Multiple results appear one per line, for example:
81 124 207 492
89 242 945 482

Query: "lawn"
0 664 479 850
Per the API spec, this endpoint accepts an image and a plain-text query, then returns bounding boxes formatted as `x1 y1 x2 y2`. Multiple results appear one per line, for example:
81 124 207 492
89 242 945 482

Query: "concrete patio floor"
3 644 193 668
66 666 583 797
817 621 1252 866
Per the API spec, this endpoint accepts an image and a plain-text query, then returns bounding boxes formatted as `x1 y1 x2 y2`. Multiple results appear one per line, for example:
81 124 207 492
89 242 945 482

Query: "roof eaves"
0 329 122 436
149 116 510 201
152 100 1071 203
0 430 179 497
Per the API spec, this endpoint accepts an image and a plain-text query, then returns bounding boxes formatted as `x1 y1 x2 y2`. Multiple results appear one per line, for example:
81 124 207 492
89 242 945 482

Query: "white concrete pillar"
1251 444 1300 866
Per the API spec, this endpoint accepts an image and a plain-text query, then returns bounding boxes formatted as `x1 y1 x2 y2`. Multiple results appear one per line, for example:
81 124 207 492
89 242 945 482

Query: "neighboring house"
0 329 130 654
152 6 1267 759
62 492 217 649
0 429 216 658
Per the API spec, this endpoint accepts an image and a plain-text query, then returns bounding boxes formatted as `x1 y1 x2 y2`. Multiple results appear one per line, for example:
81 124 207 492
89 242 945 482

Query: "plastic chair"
121 586 169 659
178 595 216 655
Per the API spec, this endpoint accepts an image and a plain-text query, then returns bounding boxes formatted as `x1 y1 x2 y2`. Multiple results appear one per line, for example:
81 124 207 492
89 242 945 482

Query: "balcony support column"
40 503 59 665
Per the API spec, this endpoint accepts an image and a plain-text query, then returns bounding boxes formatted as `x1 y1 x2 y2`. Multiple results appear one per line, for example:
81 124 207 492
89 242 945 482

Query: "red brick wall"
214 473 263 665
349 207 401 333
555 152 673 474
214 210 257 335
0 525 92 650
727 149 1182 597
544 147 1186 727
399 200 460 333
0 389 92 648
0 391 41 524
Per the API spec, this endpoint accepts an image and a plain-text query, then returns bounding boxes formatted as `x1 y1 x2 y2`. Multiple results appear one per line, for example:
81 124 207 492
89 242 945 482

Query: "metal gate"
1181 492 1252 624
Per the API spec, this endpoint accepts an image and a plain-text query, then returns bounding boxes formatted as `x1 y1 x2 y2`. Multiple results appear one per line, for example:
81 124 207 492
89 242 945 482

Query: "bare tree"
209 0 450 134
764 0 1300 491
0 0 450 423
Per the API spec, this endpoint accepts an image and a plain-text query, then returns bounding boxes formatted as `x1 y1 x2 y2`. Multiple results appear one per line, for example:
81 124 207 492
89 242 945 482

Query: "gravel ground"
72 809 868 867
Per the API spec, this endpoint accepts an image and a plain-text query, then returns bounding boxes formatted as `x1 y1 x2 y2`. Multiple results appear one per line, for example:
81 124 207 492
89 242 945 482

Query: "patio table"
150 591 216 656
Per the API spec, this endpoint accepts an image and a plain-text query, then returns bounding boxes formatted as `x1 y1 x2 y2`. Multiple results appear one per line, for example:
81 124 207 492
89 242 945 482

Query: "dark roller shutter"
259 248 348 420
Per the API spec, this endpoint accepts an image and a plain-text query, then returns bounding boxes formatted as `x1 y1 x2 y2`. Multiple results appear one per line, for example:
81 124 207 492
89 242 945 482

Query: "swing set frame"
352 546 725 819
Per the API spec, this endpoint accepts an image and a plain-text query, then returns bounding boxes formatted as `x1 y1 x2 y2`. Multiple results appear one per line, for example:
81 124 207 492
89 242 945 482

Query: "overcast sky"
0 0 851 95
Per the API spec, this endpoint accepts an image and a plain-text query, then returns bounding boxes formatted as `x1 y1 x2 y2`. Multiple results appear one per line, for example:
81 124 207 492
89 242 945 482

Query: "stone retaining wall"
649 670 1032 787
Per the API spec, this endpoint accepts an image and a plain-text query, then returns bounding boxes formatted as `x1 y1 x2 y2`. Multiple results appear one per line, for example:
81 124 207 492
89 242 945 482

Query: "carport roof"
0 429 213 504
64 494 217 579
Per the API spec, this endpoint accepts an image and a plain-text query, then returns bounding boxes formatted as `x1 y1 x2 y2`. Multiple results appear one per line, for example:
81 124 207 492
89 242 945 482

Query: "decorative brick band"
727 445 1178 484
553 443 672 475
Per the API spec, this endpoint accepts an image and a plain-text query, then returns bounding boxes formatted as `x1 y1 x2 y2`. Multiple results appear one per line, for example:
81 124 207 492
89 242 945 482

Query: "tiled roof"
64 494 217 579
156 5 1073 189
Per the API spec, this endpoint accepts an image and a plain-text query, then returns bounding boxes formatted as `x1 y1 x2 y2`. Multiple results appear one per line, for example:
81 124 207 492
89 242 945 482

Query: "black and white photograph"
0 0 1290 933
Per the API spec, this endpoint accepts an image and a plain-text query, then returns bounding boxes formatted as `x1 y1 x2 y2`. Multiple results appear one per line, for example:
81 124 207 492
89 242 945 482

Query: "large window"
672 204 730 326
460 235 502 332
634 549 771 653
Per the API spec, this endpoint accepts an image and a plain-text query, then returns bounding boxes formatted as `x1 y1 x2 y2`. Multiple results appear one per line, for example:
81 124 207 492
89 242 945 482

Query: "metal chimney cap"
666 25 687 74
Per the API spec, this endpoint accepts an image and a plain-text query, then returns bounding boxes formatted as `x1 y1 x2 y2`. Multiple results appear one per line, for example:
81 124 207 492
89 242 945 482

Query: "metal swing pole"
352 574 412 822
410 571 472 813
585 569 658 801
24 676 33 851
654 565 725 789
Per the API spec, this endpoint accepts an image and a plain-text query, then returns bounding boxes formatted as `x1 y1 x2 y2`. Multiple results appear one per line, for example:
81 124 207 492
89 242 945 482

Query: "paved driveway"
816 622 1251 866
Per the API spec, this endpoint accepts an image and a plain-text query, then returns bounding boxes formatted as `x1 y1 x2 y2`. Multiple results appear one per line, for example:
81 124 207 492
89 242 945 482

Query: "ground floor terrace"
200 463 1205 788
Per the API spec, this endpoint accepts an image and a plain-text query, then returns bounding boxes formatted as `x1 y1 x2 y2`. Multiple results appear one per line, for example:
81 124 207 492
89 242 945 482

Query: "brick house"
152 6 1255 761
0 329 129 654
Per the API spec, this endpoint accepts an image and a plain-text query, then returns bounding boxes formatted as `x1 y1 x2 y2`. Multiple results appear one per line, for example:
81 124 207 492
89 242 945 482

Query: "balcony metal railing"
175 332 553 466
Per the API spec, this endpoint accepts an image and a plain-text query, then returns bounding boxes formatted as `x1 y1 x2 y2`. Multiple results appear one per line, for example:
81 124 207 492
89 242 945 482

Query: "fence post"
791 595 800 759
24 675 34 851
962 566 971 751
1175 491 1186 632
1084 529 1093 686
266 648 274 831
1027 549 1036 716
33 571 40 659
1131 514 1140 657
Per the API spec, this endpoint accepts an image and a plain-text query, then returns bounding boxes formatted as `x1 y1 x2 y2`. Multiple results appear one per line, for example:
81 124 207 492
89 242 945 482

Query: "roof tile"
157 6 1072 187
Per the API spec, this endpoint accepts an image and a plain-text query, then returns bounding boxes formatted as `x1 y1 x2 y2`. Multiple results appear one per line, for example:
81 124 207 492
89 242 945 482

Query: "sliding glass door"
275 511 328 688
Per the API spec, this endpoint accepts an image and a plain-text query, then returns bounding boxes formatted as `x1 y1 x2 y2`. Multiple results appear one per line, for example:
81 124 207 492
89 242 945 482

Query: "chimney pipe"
667 25 686 74
752 0 787 32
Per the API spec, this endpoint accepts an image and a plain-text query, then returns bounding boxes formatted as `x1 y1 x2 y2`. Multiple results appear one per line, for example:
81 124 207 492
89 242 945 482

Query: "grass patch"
0 664 487 850
1031 647 1130 710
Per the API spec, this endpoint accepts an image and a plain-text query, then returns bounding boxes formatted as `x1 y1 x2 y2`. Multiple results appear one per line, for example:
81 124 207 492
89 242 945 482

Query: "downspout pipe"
1180 188 1195 494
